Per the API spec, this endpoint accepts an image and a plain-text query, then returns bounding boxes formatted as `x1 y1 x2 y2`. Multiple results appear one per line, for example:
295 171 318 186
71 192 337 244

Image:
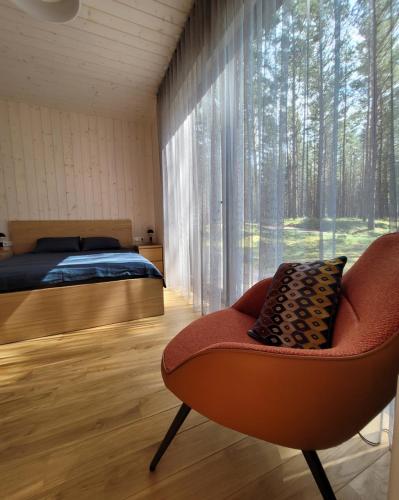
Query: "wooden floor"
0 290 390 499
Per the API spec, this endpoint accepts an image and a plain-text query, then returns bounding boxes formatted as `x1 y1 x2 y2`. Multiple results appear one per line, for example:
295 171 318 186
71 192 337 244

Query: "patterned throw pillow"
248 257 347 349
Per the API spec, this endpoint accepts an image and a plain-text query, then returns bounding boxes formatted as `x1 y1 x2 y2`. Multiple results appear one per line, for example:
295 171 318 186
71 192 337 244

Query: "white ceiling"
0 0 193 119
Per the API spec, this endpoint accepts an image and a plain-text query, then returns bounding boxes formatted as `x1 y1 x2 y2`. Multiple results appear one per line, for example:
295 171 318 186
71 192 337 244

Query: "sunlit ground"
242 217 392 269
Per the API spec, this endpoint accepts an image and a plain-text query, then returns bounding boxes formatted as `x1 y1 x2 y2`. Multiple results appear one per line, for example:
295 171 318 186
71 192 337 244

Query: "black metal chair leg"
302 450 336 500
149 403 191 471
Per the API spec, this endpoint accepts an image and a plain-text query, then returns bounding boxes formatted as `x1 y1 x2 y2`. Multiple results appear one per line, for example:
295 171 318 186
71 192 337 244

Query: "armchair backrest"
333 233 399 352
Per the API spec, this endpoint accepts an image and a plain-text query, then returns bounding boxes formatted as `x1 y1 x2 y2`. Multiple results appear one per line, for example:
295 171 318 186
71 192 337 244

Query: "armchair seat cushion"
163 308 259 373
163 294 395 374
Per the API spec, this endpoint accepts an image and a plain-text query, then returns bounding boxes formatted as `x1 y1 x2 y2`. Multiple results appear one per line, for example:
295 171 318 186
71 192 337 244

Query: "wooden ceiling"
0 0 193 119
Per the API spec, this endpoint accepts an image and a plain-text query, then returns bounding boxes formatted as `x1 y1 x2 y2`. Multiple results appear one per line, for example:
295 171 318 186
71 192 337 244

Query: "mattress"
0 250 163 293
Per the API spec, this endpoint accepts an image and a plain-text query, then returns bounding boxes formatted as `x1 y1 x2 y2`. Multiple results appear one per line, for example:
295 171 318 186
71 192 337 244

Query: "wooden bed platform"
0 219 164 344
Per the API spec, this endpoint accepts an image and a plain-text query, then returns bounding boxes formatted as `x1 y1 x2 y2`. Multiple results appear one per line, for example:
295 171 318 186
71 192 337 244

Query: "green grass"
242 217 393 270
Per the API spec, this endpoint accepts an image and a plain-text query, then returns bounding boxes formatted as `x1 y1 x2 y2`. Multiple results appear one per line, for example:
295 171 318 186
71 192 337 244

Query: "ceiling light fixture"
10 0 80 23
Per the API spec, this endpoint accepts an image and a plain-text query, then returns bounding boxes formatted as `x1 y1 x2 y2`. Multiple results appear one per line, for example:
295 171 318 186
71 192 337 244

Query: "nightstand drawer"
0 249 13 261
138 245 164 276
152 260 164 274
139 247 163 262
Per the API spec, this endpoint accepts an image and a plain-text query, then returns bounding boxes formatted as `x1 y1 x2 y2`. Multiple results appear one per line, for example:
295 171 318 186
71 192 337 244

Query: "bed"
0 250 163 293
0 220 164 344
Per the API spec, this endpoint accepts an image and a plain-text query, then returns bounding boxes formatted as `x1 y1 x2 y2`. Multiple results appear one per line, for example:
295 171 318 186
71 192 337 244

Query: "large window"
159 0 398 313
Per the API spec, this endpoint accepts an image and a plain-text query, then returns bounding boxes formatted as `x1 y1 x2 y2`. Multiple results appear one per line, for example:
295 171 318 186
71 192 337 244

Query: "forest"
253 0 399 232
160 0 399 309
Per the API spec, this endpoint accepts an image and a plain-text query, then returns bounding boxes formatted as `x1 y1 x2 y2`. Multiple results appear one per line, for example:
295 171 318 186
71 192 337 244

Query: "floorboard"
0 289 390 499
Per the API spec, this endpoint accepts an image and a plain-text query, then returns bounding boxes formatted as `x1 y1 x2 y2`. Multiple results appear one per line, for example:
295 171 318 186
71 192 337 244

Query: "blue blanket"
0 250 163 293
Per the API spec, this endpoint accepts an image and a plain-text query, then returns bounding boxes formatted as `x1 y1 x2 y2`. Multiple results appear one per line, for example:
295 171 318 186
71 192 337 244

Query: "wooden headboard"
8 220 133 255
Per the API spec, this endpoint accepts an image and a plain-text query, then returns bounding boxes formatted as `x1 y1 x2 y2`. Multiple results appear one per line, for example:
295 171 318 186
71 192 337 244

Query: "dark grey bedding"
0 250 163 293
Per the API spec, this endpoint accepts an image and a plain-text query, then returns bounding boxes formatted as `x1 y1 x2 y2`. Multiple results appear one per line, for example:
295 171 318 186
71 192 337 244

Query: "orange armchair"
150 234 399 499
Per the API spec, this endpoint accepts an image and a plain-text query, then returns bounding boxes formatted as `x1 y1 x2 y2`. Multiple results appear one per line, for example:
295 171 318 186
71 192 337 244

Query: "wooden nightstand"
138 244 164 274
0 248 13 261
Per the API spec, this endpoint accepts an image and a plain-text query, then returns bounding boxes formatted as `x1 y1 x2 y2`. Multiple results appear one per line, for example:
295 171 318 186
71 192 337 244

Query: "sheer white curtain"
158 0 399 314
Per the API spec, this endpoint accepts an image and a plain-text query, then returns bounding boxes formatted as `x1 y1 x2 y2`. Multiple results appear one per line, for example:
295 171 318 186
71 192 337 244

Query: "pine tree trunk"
331 0 341 228
341 63 347 217
388 0 397 227
367 0 377 230
300 0 310 218
316 6 325 221
291 17 298 219
278 6 289 240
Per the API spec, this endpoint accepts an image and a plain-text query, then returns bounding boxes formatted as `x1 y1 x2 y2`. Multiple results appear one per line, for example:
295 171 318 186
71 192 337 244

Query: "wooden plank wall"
0 99 160 239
